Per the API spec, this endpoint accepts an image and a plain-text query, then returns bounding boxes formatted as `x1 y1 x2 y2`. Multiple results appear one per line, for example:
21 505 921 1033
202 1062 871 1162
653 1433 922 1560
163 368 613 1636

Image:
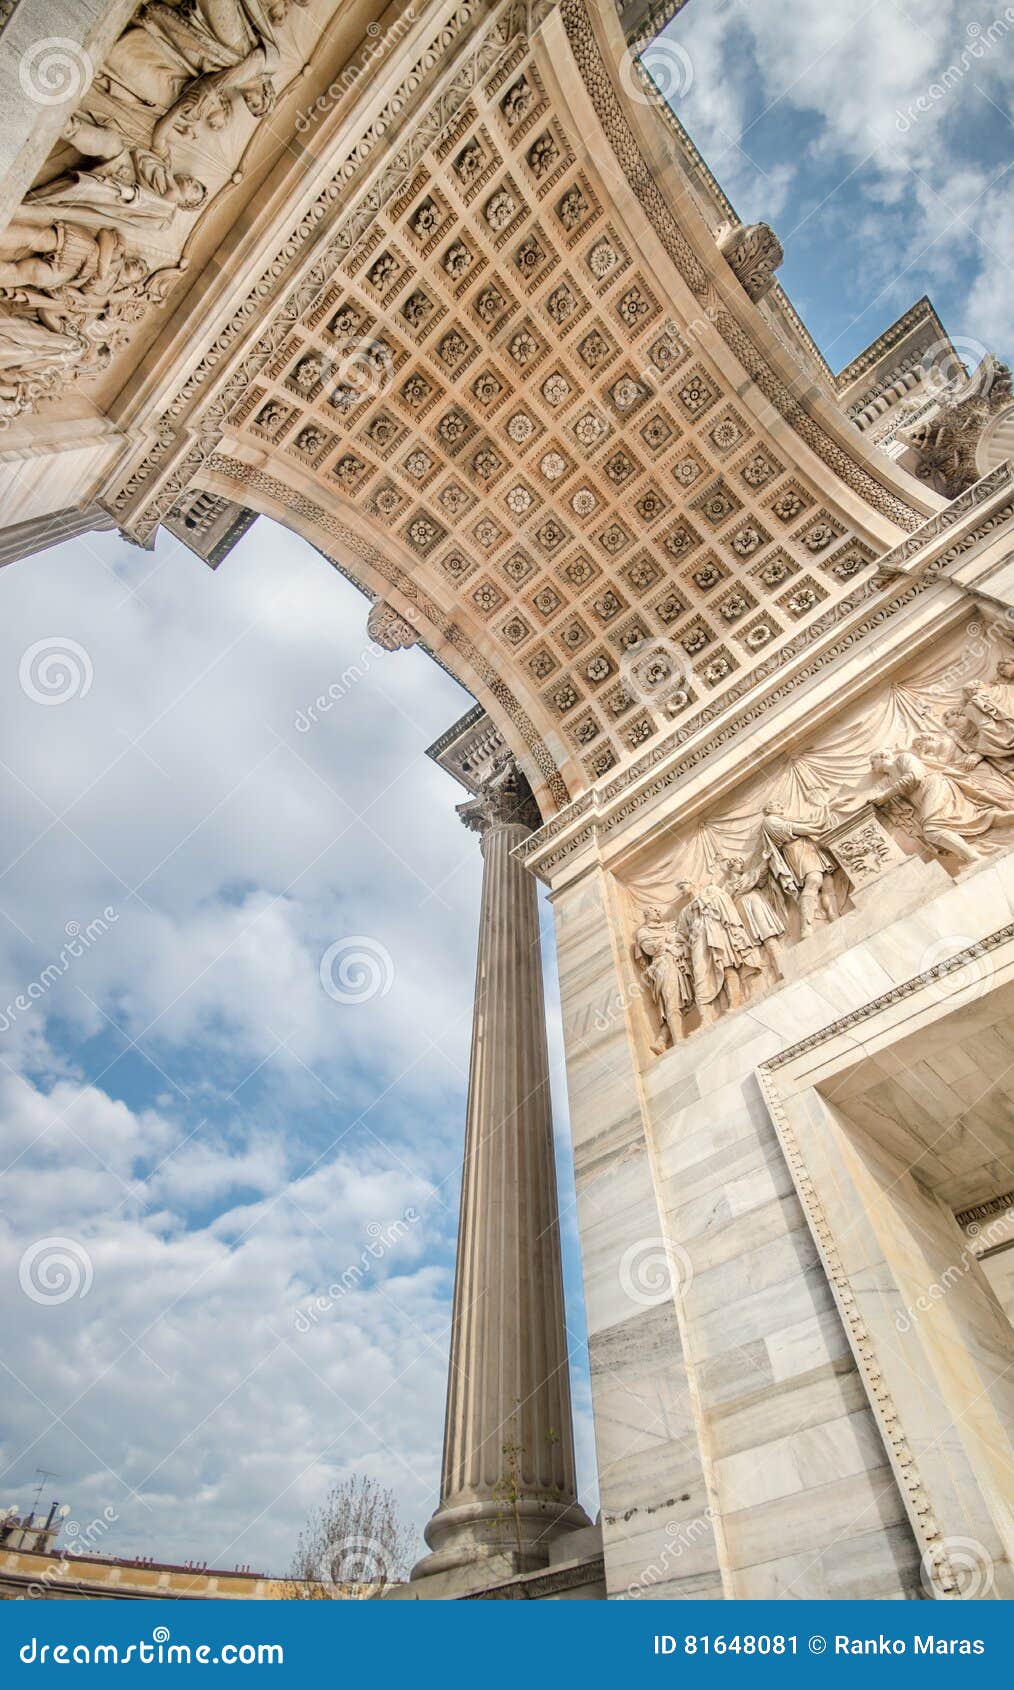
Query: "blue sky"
652 0 1013 369
0 520 594 1572
1 0 1009 1579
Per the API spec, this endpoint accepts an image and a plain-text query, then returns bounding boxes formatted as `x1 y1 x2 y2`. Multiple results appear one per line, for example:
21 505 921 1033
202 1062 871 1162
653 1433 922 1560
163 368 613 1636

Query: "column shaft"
413 769 588 1582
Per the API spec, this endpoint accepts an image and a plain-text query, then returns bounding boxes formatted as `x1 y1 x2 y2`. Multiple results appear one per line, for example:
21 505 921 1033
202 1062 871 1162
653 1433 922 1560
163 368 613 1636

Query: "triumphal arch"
2 0 1014 1602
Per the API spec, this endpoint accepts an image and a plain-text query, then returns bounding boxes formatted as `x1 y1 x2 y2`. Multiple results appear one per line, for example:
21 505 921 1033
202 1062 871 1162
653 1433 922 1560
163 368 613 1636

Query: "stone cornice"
873 460 1013 575
763 922 1014 1070
835 295 951 393
955 1191 1014 1229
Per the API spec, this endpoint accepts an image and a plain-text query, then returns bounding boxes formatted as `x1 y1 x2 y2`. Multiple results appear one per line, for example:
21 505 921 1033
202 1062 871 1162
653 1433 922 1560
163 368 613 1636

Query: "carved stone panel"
820 806 907 891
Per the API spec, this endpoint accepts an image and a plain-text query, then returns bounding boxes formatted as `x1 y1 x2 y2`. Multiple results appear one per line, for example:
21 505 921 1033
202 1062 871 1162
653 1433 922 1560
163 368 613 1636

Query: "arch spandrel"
2 0 956 812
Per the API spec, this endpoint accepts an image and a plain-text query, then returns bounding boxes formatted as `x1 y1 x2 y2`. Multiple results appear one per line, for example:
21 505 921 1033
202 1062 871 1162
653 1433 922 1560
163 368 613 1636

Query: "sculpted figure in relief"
949 671 1014 767
634 907 692 1051
0 317 112 409
867 746 997 865
0 115 204 357
758 802 838 936
0 219 143 308
721 856 785 977
17 114 207 239
101 0 303 143
675 877 763 1023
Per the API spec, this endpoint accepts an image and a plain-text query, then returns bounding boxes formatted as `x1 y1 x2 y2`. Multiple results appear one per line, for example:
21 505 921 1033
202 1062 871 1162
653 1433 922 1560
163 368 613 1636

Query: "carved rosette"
716 220 784 302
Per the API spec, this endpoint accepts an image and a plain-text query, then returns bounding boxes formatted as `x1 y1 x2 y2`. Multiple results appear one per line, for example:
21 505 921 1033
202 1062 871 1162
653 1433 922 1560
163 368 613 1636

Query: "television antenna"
30 1469 61 1518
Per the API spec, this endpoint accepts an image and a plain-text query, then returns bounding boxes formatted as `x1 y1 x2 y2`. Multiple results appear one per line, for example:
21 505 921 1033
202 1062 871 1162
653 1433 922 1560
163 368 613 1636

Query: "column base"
410 1495 592 1588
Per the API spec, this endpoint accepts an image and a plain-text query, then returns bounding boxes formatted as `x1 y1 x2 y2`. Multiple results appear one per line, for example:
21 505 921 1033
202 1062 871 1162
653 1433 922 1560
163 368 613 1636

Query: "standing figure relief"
630 653 1014 1050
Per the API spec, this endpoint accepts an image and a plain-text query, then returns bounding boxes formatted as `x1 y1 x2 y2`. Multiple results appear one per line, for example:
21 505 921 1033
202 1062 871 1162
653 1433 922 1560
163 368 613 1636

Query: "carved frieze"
624 626 1014 1049
0 0 398 417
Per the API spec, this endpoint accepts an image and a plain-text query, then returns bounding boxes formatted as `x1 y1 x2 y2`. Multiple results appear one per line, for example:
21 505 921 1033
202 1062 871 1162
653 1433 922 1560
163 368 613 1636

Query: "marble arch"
2 0 1014 1602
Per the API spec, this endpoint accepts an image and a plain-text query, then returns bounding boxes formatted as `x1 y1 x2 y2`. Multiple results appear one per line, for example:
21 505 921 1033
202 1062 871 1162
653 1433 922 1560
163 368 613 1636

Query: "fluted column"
413 760 589 1583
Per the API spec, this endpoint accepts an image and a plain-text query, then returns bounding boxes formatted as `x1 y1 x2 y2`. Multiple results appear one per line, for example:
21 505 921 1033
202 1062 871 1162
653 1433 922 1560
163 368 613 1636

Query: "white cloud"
665 0 1013 357
0 517 596 1571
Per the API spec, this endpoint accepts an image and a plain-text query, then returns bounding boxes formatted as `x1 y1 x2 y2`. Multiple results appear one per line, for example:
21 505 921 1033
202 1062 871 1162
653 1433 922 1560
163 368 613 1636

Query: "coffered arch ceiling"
103 0 941 813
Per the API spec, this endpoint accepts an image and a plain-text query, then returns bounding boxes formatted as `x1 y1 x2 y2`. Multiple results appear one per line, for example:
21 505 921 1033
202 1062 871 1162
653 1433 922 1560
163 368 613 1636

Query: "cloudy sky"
0 519 594 1574
1 0 1009 1580
653 0 1013 366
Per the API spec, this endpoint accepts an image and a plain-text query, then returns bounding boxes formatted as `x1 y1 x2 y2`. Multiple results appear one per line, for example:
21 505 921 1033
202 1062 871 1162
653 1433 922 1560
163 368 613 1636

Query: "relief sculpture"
629 636 1014 1050
0 0 311 416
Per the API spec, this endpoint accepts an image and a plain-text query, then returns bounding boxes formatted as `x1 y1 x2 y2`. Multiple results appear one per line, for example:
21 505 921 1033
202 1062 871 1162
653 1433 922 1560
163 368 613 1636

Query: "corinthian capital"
456 757 541 836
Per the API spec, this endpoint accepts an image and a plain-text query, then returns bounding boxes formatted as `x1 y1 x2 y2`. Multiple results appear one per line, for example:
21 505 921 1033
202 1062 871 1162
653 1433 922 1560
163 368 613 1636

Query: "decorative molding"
765 923 1014 1069
755 1066 955 1591
873 460 1014 575
955 1190 1014 1228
